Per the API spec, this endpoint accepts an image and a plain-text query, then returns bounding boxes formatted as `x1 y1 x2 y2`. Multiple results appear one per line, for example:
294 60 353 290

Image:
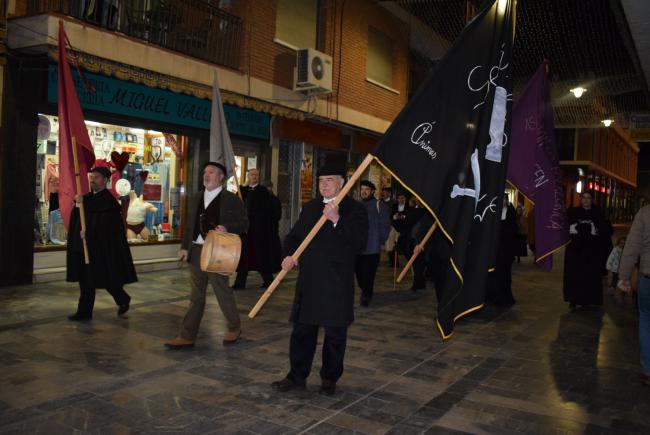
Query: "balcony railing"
27 0 242 69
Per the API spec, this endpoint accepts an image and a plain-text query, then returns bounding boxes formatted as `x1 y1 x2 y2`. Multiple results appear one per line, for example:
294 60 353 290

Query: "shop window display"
34 114 186 247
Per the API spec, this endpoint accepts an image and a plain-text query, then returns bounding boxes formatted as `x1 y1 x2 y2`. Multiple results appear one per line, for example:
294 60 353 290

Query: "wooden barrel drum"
199 231 241 275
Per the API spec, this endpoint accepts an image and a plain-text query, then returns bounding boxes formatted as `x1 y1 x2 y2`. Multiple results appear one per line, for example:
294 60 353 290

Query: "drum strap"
193 192 222 241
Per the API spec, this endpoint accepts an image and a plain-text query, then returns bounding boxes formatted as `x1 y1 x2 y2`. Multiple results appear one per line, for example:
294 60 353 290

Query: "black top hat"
316 155 347 178
203 161 227 178
90 166 111 179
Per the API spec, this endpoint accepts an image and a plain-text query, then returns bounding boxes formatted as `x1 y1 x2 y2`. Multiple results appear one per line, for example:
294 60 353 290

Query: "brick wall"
13 0 28 16
236 0 409 123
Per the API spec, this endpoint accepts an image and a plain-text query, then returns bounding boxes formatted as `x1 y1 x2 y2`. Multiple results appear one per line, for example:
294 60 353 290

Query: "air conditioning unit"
294 48 333 94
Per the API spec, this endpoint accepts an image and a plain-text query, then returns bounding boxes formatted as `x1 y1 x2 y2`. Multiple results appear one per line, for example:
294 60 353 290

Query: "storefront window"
34 114 186 247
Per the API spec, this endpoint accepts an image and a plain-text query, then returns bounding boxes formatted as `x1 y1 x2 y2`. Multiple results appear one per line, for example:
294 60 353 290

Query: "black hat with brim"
316 155 347 179
90 166 111 179
203 161 227 178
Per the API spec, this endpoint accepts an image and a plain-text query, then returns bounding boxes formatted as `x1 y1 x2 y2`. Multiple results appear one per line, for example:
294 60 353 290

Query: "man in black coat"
391 193 411 265
271 161 368 396
263 180 283 273
233 168 281 289
67 166 137 321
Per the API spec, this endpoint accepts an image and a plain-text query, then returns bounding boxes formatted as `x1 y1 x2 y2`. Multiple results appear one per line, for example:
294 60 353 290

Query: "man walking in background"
355 180 391 306
617 205 650 386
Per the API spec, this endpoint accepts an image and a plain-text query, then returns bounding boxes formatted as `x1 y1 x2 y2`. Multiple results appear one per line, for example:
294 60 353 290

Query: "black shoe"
118 303 130 317
319 379 336 396
232 284 245 290
271 377 305 392
410 284 425 292
360 298 370 307
117 295 131 317
68 313 92 321
261 281 273 288
569 302 576 312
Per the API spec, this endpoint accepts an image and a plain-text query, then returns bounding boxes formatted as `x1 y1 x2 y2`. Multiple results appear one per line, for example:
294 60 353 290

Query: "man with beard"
355 180 391 306
66 166 136 321
165 162 248 348
271 160 367 395
233 168 280 289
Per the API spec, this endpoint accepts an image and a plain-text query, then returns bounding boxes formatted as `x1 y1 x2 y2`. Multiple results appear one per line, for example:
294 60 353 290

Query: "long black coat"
284 196 368 327
66 189 137 288
563 206 606 305
240 185 281 273
268 192 283 272
486 205 517 306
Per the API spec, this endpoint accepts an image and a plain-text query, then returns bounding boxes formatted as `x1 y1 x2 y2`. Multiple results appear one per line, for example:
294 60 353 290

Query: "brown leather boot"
164 337 195 349
222 329 241 345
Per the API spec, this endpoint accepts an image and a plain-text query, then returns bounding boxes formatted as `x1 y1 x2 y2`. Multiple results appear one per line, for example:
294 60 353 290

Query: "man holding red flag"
66 167 137 321
57 21 137 320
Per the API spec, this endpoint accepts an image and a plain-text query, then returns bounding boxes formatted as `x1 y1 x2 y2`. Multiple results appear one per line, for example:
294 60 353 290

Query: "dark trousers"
412 253 427 289
75 257 130 317
288 322 348 384
609 272 619 289
180 245 241 340
408 241 428 289
234 270 274 287
355 253 380 303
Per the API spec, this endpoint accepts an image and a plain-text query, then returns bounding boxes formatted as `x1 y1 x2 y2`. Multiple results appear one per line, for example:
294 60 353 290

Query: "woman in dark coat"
486 197 517 306
563 191 606 310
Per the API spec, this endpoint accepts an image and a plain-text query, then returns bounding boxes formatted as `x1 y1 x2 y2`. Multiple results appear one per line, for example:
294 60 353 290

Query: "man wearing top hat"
271 158 368 396
165 162 248 348
67 166 137 321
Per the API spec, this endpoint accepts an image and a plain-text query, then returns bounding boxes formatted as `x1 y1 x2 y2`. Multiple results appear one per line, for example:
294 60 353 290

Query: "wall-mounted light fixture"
570 87 586 98
601 119 613 127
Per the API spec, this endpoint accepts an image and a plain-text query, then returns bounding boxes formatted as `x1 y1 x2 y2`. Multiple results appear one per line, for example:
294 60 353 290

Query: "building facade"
1 0 443 285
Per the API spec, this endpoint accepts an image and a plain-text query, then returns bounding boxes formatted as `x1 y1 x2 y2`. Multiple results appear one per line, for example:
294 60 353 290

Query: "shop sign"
47 66 270 139
631 114 650 142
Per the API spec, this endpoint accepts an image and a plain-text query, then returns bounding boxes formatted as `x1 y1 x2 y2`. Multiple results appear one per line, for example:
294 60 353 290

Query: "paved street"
0 254 648 434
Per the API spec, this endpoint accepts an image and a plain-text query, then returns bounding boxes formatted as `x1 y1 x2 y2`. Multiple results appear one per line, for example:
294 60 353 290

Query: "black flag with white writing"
371 0 516 339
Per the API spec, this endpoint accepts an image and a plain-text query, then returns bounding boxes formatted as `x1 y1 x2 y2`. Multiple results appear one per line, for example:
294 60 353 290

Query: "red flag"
57 21 95 230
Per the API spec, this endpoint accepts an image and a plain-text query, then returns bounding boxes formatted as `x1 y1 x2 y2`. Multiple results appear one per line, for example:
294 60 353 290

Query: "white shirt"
397 203 405 212
195 186 223 245
323 197 338 227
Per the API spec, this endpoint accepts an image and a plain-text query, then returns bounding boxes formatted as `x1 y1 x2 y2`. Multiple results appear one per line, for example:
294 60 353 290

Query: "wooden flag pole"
248 154 375 318
71 137 90 265
392 247 398 291
396 223 437 283
232 165 243 201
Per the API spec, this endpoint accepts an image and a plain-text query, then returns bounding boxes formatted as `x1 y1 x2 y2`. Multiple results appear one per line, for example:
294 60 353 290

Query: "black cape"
563 206 606 305
284 196 368 327
486 205 517 306
240 185 282 273
66 189 137 288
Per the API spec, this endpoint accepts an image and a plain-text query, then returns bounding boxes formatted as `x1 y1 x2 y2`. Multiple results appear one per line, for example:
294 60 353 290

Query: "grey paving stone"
0 255 648 434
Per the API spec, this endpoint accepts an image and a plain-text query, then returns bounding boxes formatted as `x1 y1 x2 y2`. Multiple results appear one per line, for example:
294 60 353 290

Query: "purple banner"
508 62 569 270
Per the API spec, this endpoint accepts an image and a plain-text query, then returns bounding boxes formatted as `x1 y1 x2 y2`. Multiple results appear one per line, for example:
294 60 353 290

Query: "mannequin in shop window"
43 157 60 212
126 191 158 241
